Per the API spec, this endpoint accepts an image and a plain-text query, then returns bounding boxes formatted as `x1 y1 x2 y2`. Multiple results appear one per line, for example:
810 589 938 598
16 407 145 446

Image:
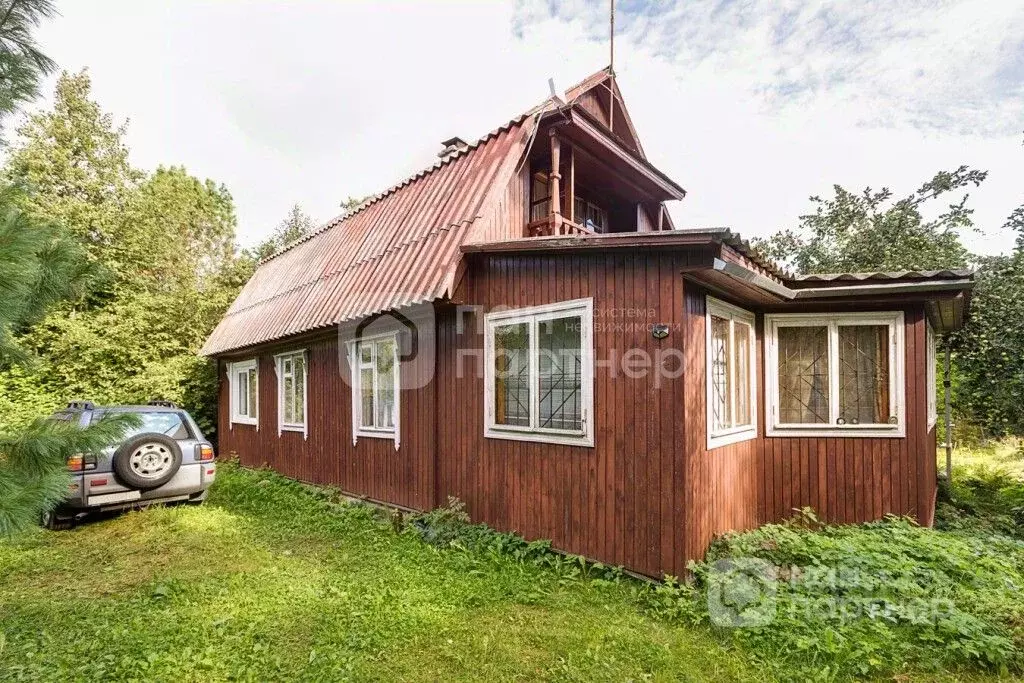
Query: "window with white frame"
351 334 400 441
275 350 307 436
229 359 258 427
765 312 905 437
484 299 594 446
927 319 937 428
706 297 757 448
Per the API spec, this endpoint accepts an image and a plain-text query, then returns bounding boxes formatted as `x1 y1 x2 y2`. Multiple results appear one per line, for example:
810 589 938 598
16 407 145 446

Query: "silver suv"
43 401 217 529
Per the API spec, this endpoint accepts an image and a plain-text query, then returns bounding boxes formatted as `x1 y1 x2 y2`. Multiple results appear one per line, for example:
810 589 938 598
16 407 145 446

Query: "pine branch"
0 412 139 535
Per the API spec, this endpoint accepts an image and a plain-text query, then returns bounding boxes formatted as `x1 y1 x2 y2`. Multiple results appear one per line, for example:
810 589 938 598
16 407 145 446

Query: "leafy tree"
0 73 240 441
952 205 1024 437
251 202 316 261
340 195 366 214
755 166 984 274
0 7 135 534
4 70 141 273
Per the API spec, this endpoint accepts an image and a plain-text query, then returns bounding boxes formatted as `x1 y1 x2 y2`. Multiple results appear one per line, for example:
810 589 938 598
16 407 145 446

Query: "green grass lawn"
941 440 1024 479
1 461 1020 682
0 464 761 682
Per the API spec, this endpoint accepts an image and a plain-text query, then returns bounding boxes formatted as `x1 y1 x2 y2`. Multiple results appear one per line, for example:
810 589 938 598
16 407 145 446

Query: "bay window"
706 297 757 448
350 333 400 447
484 299 594 446
229 359 258 427
765 312 905 437
275 350 307 437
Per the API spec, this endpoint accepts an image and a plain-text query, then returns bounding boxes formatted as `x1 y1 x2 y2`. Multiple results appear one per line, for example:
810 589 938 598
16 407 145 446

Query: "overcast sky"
33 0 1024 255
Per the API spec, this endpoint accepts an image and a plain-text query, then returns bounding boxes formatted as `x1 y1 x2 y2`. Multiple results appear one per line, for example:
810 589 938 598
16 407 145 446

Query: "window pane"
376 339 395 429
538 316 582 430
838 325 890 424
242 368 252 417
710 315 732 432
237 371 249 416
283 375 294 423
735 321 752 426
293 357 305 423
494 322 531 427
360 345 372 365
360 367 375 428
248 368 258 417
778 326 830 424
122 412 190 440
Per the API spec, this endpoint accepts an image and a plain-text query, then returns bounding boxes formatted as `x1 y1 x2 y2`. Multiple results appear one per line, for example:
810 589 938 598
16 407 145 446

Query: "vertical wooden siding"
217 257 939 578
217 334 435 511
682 285 937 560
439 251 695 578
681 286 761 562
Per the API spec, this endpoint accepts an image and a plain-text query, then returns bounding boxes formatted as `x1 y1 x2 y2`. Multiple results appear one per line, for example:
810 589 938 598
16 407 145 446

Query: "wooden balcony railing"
526 217 594 237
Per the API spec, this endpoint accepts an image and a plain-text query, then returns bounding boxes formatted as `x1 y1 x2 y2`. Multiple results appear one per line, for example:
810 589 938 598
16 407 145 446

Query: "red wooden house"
202 68 972 578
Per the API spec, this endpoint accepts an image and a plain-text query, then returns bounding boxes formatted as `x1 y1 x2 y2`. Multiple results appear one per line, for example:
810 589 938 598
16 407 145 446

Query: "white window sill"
485 427 594 448
708 426 757 450
767 426 906 439
230 416 258 427
280 424 306 433
356 429 396 440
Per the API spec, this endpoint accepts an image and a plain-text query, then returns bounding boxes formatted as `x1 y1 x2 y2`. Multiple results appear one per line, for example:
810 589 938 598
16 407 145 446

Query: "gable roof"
564 66 645 158
202 68 679 356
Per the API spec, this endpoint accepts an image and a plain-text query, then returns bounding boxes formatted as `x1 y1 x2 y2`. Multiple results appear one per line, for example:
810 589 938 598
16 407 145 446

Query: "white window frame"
705 297 758 449
927 319 937 429
228 359 259 428
484 298 594 447
274 350 308 439
348 332 401 450
765 311 906 438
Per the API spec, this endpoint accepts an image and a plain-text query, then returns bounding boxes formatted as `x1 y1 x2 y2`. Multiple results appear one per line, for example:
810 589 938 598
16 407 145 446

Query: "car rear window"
92 411 192 440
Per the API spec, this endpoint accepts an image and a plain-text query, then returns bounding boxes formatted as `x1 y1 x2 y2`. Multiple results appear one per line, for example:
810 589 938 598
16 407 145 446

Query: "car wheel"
41 509 73 531
112 433 183 490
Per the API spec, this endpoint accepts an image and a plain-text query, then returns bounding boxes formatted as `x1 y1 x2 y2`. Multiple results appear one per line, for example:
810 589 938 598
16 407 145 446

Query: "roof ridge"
563 65 612 98
224 216 481 319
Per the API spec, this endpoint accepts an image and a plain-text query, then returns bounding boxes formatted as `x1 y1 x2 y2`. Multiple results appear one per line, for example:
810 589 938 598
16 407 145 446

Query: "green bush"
638 516 1024 681
936 465 1024 537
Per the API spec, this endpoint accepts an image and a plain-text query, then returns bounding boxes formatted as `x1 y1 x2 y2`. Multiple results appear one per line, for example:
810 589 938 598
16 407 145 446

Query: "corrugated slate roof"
793 269 974 282
201 113 534 356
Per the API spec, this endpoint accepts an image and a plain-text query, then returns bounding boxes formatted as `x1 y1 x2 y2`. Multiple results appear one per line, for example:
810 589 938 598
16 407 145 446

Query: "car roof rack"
148 400 178 408
66 400 95 410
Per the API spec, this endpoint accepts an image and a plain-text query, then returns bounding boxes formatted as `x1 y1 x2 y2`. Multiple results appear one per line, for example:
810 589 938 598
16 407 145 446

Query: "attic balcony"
522 110 686 238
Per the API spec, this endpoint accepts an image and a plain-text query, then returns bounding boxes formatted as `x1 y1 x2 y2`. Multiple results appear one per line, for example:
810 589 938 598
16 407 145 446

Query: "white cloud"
32 0 1023 256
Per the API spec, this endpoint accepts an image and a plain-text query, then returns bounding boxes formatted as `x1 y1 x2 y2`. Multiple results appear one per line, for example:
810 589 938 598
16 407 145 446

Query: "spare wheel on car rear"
112 433 182 489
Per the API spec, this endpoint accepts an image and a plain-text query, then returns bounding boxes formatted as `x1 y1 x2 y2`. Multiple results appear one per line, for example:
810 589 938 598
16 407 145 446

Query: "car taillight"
67 454 96 472
196 444 214 462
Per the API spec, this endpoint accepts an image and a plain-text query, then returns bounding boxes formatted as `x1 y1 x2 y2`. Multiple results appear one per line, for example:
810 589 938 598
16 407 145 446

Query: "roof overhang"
538 106 687 202
682 256 974 332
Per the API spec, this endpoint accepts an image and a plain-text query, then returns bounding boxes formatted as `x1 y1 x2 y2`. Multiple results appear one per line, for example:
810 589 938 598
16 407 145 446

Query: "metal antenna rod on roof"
608 0 616 131
609 0 615 76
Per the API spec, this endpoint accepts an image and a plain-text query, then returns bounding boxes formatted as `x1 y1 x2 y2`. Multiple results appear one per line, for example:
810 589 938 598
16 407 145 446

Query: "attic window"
573 196 607 233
